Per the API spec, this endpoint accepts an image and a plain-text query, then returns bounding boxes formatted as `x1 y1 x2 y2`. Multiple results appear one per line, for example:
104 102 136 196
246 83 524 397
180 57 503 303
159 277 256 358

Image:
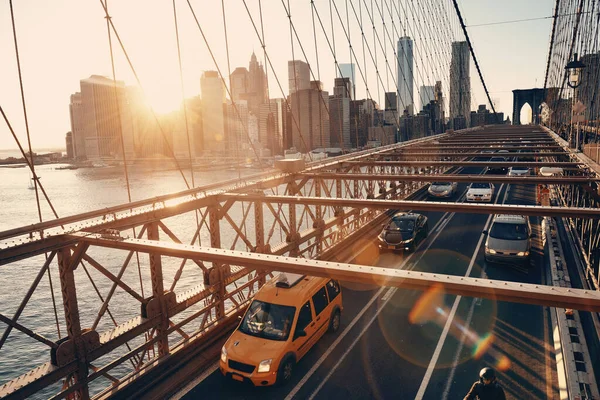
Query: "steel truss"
543 127 600 290
1 126 598 399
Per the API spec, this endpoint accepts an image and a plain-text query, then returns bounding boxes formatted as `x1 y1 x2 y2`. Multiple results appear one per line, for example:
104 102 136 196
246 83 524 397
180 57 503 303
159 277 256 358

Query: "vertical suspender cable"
9 0 62 339
103 0 145 299
173 0 202 247
220 0 242 179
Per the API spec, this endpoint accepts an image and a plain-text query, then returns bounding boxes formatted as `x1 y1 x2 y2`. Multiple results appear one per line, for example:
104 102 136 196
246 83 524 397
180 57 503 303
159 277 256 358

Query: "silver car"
508 166 531 176
483 214 533 265
427 182 458 198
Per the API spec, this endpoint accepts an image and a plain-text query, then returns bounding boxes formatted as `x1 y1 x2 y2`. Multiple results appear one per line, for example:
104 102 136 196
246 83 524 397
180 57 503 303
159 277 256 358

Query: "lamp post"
565 53 586 150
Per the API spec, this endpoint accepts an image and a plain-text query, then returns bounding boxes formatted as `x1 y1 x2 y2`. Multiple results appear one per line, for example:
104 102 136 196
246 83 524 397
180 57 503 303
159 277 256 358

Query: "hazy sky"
0 0 554 151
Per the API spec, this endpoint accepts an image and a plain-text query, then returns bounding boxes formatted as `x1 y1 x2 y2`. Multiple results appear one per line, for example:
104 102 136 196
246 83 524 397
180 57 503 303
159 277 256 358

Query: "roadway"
180 163 560 399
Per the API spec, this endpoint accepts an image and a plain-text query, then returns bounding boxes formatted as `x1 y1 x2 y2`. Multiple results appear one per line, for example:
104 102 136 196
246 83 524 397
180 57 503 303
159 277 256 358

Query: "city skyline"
0 0 555 150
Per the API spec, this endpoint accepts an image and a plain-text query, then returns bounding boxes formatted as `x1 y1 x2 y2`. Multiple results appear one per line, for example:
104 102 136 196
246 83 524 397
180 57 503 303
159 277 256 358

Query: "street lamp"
565 53 585 89
565 53 586 149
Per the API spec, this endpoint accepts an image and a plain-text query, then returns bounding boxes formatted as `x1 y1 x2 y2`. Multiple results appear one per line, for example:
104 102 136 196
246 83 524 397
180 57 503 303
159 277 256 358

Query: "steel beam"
301 173 595 184
403 146 562 151
381 152 569 157
344 161 584 168
71 235 600 312
218 194 600 219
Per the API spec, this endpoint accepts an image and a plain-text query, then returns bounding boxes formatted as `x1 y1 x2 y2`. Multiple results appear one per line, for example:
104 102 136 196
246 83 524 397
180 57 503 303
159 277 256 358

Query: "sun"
144 85 183 115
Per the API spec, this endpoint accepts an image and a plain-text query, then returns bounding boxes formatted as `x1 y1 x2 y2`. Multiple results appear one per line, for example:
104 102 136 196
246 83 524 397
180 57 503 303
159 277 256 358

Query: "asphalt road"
183 166 560 399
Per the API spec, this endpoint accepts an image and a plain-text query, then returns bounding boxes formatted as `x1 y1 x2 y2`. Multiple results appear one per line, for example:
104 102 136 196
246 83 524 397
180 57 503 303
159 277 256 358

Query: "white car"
508 166 531 176
466 182 495 202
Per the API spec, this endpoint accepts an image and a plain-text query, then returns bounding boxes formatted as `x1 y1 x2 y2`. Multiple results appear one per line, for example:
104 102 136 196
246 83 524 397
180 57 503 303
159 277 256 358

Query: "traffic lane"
294 186 509 399
425 183 559 399
184 166 486 398
183 198 455 399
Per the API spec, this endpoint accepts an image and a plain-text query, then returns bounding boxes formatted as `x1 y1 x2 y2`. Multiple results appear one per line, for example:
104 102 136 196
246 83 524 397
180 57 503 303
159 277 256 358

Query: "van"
483 214 533 265
220 273 343 386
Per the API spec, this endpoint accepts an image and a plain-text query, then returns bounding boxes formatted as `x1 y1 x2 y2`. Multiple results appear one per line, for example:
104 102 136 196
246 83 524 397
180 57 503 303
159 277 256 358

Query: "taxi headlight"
486 247 497 254
517 251 529 257
258 358 272 373
221 346 227 363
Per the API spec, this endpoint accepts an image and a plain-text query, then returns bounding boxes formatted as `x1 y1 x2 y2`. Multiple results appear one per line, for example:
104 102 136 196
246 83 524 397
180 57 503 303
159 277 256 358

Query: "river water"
0 162 267 396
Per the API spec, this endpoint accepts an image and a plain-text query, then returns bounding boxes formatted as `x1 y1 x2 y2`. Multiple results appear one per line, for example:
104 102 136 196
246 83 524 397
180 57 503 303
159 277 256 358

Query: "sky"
0 0 555 151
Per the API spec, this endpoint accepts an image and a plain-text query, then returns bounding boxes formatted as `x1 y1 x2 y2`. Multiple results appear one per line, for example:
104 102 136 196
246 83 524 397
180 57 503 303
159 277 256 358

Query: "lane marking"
422 183 511 400
170 361 220 400
284 195 464 400
296 207 459 400
292 168 485 400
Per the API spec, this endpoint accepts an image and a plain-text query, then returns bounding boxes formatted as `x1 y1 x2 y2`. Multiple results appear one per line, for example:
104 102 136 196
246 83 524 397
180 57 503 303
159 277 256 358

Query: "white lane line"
416 183 510 400
170 361 220 400
285 168 478 400
296 210 457 400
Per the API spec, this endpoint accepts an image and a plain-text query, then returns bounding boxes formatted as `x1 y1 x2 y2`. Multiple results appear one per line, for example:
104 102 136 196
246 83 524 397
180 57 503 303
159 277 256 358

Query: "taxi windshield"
239 300 296 341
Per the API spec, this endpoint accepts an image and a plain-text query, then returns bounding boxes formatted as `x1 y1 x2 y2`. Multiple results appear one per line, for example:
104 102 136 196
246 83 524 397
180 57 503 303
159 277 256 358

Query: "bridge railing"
1 130 474 399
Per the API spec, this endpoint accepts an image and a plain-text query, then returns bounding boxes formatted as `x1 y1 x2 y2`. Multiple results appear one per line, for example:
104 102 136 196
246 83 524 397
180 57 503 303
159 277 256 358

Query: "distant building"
337 63 356 100
383 92 398 126
434 81 445 125
127 86 169 158
330 78 352 149
230 67 249 103
259 98 286 155
201 71 226 153
368 125 397 146
225 99 249 154
397 36 414 115
65 131 73 159
419 85 435 113
450 41 471 128
289 80 329 152
69 92 85 160
288 60 310 95
470 104 504 127
78 75 135 161
399 113 429 141
350 100 368 148
247 52 269 117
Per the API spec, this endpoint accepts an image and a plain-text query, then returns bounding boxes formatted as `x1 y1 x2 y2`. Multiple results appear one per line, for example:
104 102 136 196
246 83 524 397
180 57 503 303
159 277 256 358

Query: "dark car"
377 212 429 252
486 157 508 174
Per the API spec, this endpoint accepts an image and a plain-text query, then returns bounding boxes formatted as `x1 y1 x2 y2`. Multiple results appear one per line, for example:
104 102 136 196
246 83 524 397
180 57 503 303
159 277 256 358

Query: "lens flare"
473 333 494 359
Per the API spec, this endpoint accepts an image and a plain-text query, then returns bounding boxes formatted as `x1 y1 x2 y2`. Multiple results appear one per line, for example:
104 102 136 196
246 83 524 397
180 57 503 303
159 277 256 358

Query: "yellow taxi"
220 273 343 386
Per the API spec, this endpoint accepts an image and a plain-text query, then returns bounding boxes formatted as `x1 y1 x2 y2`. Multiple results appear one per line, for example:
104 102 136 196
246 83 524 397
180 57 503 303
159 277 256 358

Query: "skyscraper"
288 60 310 95
419 85 435 112
289 81 329 152
69 92 85 160
259 98 286 155
397 36 414 115
230 67 249 103
247 52 268 116
330 78 351 149
450 41 471 127
78 75 134 161
337 63 356 100
200 71 226 152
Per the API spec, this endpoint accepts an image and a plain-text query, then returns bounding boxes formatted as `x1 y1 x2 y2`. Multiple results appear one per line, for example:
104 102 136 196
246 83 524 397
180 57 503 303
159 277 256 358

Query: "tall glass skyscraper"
337 63 355 100
450 41 471 126
397 36 414 115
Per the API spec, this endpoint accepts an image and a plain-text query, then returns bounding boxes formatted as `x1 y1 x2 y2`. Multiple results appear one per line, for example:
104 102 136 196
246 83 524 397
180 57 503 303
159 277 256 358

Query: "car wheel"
329 309 341 333
277 357 295 385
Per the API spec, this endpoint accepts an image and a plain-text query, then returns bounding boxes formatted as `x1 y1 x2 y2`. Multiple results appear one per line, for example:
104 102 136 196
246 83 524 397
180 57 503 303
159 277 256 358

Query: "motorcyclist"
464 367 506 400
